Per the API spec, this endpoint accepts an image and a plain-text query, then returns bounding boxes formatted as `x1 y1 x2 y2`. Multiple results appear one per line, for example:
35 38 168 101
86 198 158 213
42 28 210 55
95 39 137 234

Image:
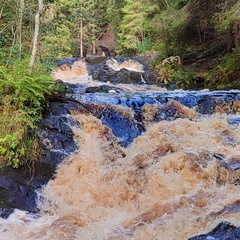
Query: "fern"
0 60 55 167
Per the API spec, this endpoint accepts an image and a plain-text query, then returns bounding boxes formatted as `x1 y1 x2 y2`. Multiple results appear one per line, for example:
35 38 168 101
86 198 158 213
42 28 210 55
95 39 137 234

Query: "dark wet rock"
174 95 199 108
221 156 240 171
88 57 158 84
196 93 240 115
144 71 160 84
211 200 240 217
57 57 80 67
189 222 240 240
0 175 37 212
86 85 122 93
227 116 240 125
0 162 55 218
155 100 196 121
85 56 106 65
86 86 105 93
100 85 122 93
38 108 78 166
40 95 146 150
196 96 215 114
100 108 145 147
97 67 148 85
46 101 69 115
64 83 86 94
114 68 136 84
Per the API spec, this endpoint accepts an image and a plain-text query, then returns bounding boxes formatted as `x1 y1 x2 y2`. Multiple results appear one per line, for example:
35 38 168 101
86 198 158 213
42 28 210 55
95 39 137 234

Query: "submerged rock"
189 222 240 240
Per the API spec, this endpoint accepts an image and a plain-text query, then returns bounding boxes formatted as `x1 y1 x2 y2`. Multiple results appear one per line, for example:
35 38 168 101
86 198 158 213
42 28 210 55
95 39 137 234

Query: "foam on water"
0 106 239 239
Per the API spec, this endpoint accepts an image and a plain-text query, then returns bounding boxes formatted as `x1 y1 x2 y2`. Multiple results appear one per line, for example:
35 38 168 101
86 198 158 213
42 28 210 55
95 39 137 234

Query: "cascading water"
0 57 239 240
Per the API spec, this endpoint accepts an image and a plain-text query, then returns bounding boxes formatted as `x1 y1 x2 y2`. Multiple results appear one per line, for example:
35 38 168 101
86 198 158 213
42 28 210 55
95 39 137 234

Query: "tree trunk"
0 7 3 18
18 0 24 58
92 21 96 55
233 22 240 53
29 0 43 68
226 28 233 52
80 19 83 57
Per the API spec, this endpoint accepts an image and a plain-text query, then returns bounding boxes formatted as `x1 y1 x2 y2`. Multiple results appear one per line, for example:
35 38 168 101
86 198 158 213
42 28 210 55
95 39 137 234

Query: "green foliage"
40 57 57 72
0 60 55 167
206 53 240 89
118 0 158 55
153 5 189 56
154 57 202 89
40 0 108 58
0 134 20 168
213 0 240 31
138 37 154 54
41 23 73 58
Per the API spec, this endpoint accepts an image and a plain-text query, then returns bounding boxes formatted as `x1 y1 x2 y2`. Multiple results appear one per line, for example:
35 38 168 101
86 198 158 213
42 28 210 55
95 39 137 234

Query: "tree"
214 0 240 53
39 0 108 59
118 0 146 54
29 0 43 68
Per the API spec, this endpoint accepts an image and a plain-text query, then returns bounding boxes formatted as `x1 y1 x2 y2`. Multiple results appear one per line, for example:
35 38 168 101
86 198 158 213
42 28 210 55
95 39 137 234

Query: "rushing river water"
0 58 240 240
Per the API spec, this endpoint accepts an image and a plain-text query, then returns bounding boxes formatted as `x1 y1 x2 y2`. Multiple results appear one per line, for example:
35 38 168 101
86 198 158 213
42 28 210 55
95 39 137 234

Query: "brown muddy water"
0 107 240 240
0 59 240 240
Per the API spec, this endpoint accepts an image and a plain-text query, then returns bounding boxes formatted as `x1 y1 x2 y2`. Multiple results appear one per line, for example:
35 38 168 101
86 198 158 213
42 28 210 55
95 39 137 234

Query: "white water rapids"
0 59 239 240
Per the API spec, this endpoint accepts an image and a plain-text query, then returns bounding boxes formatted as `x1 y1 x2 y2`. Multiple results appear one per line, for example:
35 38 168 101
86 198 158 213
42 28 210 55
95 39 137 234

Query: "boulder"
189 222 240 240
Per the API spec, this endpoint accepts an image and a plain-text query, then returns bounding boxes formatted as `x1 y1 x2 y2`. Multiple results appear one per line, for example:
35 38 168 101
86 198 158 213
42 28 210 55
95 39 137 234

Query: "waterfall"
0 57 239 240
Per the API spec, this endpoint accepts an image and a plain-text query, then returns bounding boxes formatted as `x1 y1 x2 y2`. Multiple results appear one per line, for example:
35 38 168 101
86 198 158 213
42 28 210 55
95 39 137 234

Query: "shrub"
206 53 240 89
0 60 55 168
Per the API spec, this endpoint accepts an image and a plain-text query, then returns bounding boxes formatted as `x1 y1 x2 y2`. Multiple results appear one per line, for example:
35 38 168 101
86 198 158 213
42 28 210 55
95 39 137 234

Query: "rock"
89 57 159 84
38 108 78 166
85 56 106 65
85 85 121 93
189 222 240 240
85 86 103 93
161 56 182 67
144 70 160 84
142 100 196 123
106 58 145 72
0 162 55 218
99 107 145 147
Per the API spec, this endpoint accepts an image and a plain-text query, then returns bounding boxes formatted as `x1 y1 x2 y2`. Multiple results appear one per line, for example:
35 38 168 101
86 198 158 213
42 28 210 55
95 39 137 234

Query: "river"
0 58 239 240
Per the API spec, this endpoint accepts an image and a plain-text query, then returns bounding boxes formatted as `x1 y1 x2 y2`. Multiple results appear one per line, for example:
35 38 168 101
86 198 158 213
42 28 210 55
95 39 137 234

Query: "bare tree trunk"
197 19 203 44
163 0 169 8
29 0 43 68
92 20 96 55
227 28 233 52
233 22 240 53
80 18 83 57
0 7 3 18
7 26 17 63
18 0 24 58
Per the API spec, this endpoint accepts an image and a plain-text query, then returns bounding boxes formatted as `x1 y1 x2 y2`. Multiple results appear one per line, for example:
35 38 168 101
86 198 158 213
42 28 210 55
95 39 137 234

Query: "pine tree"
118 0 146 54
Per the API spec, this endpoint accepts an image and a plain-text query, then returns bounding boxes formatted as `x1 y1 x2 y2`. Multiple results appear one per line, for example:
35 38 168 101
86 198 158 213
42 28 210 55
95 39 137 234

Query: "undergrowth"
152 52 240 90
0 60 55 168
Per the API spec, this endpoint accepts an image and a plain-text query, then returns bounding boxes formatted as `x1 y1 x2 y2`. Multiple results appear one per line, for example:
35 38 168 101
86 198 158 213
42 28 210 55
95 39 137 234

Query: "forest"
0 0 240 167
